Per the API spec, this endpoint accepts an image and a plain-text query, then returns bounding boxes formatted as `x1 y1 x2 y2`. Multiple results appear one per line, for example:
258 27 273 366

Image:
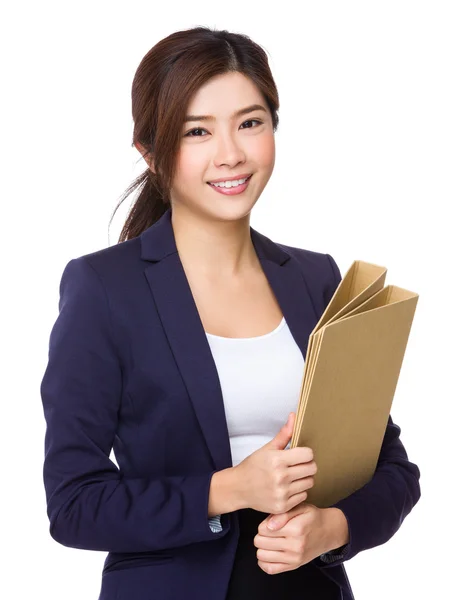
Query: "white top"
204 317 346 560
205 316 305 468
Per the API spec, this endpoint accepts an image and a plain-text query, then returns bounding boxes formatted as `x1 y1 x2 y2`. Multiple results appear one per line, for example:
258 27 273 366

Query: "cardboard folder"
290 260 419 508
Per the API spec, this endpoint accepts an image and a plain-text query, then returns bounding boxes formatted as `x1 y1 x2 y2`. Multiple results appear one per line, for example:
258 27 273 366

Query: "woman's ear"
134 142 156 174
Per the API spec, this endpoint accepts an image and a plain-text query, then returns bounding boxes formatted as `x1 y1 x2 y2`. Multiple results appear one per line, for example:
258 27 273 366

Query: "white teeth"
210 176 249 188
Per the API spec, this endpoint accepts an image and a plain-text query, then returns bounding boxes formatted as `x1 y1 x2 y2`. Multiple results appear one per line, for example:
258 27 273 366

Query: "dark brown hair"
109 26 280 243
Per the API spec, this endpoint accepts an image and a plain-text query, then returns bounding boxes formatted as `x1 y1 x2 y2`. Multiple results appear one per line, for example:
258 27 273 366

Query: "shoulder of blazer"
276 241 331 267
275 241 341 284
274 241 342 307
66 235 143 282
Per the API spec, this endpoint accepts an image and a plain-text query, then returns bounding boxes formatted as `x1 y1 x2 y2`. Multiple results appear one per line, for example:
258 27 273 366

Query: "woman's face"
170 71 276 223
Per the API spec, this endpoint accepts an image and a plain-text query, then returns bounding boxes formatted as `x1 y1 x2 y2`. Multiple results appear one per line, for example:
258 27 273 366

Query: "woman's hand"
253 502 349 575
234 412 318 514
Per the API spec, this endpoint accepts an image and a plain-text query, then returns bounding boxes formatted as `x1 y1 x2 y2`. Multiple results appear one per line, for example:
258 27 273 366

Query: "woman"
40 27 421 600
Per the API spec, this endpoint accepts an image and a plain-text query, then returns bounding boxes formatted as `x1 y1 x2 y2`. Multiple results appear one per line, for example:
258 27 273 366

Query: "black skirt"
225 508 342 600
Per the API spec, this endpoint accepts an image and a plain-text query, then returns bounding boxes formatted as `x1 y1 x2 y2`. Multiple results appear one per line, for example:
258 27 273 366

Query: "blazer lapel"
140 209 318 472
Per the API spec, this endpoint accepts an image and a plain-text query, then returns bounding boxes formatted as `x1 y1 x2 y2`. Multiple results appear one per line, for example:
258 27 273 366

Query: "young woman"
40 27 421 600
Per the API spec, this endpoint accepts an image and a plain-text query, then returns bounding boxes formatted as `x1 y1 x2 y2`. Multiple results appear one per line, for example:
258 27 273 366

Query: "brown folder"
290 260 419 507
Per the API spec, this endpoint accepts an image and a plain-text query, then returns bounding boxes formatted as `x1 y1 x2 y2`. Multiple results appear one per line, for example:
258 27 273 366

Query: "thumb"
268 412 294 450
266 503 308 531
267 512 288 531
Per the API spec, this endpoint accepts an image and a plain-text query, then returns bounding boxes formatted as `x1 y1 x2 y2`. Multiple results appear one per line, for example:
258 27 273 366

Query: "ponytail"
109 167 171 244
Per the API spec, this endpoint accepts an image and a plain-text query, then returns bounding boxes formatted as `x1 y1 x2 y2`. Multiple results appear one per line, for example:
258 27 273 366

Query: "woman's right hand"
234 412 317 514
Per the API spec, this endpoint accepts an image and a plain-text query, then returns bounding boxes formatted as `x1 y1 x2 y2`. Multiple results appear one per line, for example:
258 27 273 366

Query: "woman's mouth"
207 174 252 196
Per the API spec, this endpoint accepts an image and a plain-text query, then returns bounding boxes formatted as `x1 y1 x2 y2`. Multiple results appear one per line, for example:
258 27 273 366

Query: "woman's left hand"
254 502 349 575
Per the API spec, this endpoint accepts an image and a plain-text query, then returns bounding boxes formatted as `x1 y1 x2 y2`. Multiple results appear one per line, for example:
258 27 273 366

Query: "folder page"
298 261 388 425
291 284 419 508
316 260 388 331
294 260 388 447
292 329 323 448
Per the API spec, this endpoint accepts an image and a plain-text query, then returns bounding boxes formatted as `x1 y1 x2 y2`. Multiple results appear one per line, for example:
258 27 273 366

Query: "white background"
2 1 475 598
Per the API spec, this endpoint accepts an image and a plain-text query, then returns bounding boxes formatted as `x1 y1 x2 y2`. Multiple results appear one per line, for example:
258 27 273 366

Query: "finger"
256 548 290 564
254 533 287 551
258 560 294 574
287 461 318 480
259 520 285 535
288 476 315 498
265 504 305 531
259 515 290 535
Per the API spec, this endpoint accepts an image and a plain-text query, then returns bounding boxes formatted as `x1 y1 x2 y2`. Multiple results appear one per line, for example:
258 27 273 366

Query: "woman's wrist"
323 507 350 550
208 466 246 517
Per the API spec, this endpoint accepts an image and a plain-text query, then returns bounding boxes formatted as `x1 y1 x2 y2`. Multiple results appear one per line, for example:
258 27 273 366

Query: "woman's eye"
184 127 207 137
241 119 262 129
184 119 263 137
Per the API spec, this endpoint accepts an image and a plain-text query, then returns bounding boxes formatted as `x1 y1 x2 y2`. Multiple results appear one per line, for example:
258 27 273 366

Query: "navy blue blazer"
40 208 421 600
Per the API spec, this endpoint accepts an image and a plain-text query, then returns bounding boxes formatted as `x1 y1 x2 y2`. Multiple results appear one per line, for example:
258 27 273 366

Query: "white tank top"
205 317 305 467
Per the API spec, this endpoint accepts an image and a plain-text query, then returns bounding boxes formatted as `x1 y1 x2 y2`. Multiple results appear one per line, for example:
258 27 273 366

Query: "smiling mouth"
207 174 252 188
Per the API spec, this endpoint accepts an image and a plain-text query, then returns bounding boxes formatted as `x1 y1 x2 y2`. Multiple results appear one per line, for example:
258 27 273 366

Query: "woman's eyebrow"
184 104 266 123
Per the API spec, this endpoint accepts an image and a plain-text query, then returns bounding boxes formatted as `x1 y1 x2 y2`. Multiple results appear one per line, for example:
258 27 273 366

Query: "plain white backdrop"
2 1 474 598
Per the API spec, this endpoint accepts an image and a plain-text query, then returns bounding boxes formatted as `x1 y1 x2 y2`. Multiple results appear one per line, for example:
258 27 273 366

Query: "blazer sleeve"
311 254 421 567
40 257 231 553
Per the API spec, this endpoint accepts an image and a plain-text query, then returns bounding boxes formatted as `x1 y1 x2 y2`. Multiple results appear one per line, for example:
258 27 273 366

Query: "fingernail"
268 519 277 530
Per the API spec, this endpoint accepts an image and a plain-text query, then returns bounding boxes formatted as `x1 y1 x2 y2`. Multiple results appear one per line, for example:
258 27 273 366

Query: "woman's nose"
213 135 246 166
